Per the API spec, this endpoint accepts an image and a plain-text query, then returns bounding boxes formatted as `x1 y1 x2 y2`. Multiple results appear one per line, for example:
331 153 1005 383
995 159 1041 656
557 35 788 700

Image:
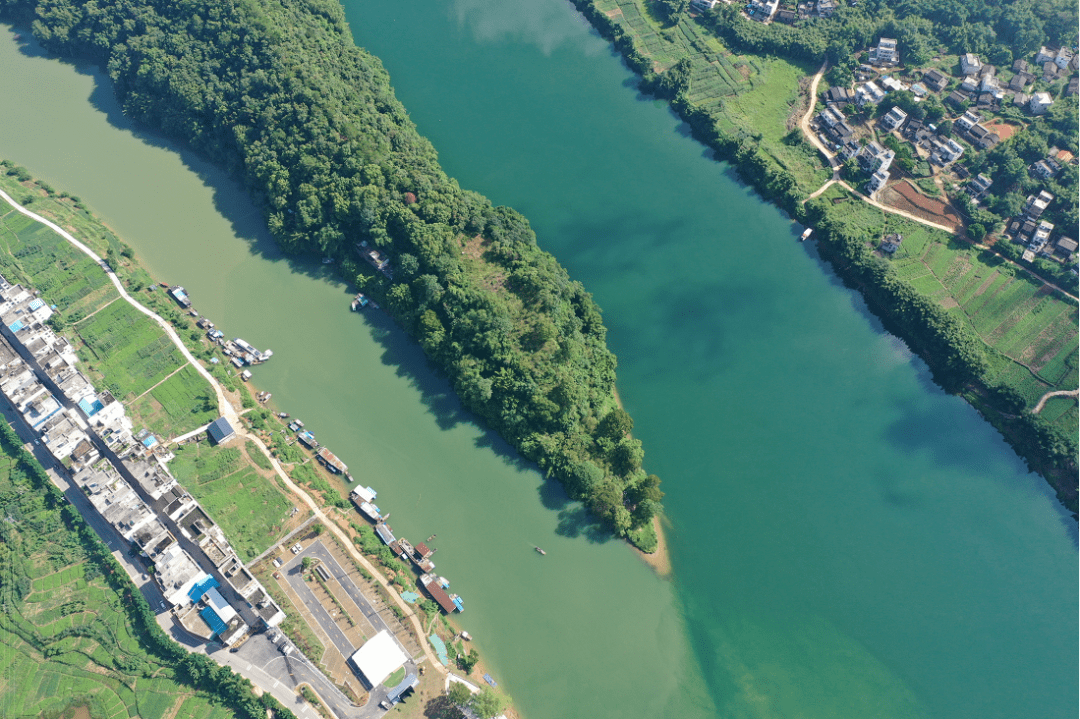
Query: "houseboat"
351 293 370 311
232 338 273 364
315 446 347 474
169 286 192 309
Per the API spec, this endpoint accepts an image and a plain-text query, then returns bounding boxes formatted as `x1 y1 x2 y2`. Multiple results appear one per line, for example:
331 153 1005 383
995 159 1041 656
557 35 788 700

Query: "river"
0 3 1076 718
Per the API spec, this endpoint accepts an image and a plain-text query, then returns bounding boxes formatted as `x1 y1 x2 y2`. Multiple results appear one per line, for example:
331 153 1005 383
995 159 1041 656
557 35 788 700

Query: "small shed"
207 417 236 444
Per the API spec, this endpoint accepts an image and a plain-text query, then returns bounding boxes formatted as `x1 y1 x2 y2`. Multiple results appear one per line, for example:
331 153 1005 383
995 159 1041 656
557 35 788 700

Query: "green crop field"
0 207 118 323
73 300 186 400
0 426 234 719
129 365 217 438
888 218 1078 406
171 443 292 561
0 177 215 427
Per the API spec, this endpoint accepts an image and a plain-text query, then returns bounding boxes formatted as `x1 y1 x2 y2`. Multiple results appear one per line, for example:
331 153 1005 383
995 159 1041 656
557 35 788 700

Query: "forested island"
1 0 663 549
570 0 1079 510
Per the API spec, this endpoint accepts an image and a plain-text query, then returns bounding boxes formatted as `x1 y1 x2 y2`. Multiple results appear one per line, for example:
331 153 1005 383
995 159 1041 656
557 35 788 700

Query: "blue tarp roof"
142 435 158 448
200 606 228 636
78 397 104 417
28 298 43 311
8 320 23 332
188 575 219 602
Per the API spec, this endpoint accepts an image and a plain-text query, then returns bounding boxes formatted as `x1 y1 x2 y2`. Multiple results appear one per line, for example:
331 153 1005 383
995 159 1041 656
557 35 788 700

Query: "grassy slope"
169 443 293 562
0 443 231 719
822 184 1078 433
597 0 831 193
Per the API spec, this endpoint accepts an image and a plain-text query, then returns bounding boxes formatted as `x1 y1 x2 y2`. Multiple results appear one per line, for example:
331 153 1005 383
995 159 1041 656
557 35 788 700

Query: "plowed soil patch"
881 181 963 231
984 121 1019 141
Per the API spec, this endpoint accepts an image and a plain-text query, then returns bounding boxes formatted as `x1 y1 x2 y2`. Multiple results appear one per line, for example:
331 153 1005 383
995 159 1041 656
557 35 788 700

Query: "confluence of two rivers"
0 2 1076 717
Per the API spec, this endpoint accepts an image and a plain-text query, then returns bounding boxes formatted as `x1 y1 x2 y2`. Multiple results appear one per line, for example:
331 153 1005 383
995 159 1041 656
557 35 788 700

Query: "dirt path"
1032 389 1080 415
799 61 840 177
130 362 188 403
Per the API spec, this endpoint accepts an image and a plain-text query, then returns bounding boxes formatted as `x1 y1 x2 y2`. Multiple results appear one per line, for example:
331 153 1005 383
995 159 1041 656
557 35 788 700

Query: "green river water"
0 2 1076 717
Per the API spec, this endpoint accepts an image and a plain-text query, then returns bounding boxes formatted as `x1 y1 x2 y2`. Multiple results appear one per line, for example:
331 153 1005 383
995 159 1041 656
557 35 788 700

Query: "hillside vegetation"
0 419 305 719
1 0 663 548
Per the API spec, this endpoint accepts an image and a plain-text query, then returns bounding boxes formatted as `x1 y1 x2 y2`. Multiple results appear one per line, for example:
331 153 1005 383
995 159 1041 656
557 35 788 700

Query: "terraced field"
889 224 1078 426
593 0 830 192
0 431 233 719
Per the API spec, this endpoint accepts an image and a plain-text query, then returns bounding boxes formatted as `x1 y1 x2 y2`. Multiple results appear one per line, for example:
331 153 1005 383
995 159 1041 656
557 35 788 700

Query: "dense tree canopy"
698 0 1077 66
0 0 662 547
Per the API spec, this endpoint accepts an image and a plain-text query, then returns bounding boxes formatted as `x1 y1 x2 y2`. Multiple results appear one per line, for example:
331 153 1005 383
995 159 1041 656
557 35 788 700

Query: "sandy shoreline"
612 387 674 578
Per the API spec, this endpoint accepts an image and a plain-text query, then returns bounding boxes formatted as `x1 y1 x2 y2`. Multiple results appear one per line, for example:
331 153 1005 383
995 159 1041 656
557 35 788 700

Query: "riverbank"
0 168 470 713
613 385 672 573
567 0 1078 512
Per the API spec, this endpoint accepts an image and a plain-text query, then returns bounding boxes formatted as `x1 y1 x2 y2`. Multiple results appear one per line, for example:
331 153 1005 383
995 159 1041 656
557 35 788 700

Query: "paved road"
282 557 356 660
283 541 419 712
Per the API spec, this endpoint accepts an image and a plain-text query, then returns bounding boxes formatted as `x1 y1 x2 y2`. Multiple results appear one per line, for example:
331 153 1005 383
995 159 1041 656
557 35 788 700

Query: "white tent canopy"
349 630 407 686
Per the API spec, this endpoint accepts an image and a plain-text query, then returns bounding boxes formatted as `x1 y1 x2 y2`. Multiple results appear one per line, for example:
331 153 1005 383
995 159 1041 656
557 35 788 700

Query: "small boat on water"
535 546 546 555
322 256 334 264
800 228 813 242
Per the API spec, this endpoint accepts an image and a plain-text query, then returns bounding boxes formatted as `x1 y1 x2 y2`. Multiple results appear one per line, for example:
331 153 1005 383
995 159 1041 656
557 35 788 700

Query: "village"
808 35 1078 265
0 265 491 718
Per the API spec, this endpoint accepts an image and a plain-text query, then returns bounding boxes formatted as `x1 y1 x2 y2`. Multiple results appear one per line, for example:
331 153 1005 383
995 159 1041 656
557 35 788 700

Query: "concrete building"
855 81 885 108
1029 92 1054 115
878 105 908 132
960 53 982 76
869 37 899 67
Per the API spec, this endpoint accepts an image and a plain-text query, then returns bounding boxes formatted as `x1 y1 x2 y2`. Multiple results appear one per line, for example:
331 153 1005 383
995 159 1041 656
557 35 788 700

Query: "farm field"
0 425 233 719
72 300 186 401
129 364 218 438
0 171 217 433
593 0 830 193
888 220 1078 426
0 206 118 323
170 442 296 561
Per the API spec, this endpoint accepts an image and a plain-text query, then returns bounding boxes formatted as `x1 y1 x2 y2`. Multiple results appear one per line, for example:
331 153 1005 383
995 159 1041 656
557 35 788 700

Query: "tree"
457 648 480 673
611 437 644 476
468 688 509 719
301 557 316 571
447 681 472 706
597 408 633 440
